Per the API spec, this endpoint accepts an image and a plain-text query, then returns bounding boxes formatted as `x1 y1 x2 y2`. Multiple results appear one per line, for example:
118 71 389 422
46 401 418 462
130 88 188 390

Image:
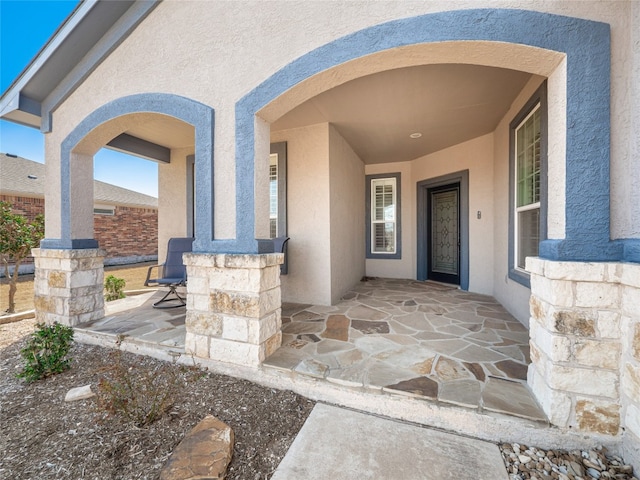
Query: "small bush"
17 322 74 383
96 351 200 427
104 275 126 301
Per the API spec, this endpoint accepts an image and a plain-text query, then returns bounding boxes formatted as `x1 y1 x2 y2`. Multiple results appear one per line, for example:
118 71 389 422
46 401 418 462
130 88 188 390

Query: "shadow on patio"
75 279 546 423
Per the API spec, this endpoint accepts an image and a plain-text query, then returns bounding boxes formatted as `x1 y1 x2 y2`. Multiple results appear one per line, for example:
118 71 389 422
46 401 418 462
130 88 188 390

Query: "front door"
427 183 460 285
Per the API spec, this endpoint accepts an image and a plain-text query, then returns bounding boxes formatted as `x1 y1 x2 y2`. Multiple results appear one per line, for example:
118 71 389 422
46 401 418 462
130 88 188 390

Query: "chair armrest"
144 264 164 286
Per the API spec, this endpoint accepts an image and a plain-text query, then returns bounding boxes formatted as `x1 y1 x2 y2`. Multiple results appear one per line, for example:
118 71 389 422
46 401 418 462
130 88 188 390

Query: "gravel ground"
0 324 315 480
500 443 637 480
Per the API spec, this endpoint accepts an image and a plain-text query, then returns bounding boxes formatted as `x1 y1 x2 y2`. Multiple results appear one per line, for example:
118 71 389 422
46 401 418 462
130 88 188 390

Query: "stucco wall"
271 124 332 305
365 161 414 279
158 149 190 261
45 0 638 246
328 124 366 303
365 133 496 296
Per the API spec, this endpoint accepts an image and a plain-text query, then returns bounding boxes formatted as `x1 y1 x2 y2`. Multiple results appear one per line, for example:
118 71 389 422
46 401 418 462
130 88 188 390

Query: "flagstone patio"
265 278 545 422
75 278 546 423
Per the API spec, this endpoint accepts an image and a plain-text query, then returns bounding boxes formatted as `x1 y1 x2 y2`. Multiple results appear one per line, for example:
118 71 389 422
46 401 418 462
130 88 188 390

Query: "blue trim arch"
235 9 626 262
41 93 216 252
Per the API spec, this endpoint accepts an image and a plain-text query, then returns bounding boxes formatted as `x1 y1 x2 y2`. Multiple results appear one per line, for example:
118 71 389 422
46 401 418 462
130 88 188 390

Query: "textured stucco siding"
271 124 332 305
328 124 366 304
45 0 638 243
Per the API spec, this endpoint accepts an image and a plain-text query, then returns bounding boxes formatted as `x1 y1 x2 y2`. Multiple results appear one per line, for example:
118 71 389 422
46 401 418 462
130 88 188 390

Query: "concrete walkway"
271 403 509 480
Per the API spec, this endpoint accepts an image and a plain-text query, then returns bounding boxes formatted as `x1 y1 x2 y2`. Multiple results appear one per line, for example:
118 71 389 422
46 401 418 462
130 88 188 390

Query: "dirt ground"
0 324 315 480
0 262 156 314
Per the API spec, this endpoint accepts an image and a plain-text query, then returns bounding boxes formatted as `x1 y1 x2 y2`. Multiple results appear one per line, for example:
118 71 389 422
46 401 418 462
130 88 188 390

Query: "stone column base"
183 253 283 367
526 257 640 446
32 248 106 326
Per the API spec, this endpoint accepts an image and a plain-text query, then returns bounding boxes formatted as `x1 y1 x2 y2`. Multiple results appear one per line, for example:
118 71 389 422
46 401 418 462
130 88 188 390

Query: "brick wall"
1 194 44 222
1 194 157 263
94 205 157 258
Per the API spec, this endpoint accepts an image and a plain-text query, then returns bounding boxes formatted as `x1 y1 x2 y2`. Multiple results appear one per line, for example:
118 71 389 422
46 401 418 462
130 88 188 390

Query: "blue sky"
0 0 158 197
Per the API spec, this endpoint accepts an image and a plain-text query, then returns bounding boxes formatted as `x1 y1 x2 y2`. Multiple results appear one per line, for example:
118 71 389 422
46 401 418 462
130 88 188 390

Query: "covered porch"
74 278 546 423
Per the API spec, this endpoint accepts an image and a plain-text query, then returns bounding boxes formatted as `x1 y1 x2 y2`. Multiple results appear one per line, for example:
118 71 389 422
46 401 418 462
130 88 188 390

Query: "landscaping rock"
160 414 234 480
64 384 95 402
500 443 638 480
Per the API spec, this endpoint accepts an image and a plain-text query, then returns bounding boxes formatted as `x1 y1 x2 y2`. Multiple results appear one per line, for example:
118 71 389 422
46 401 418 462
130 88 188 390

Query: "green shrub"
17 322 74 383
104 275 126 301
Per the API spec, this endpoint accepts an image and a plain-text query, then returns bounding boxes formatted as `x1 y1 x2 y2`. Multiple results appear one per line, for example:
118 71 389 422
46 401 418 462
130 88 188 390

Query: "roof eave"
0 1 160 132
0 1 97 129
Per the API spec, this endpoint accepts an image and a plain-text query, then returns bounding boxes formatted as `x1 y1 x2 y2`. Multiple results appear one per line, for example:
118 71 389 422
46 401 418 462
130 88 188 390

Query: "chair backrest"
273 236 290 275
163 237 194 279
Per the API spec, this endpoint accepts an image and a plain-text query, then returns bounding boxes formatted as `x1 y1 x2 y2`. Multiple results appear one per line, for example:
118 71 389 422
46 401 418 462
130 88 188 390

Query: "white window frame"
269 155 278 238
513 103 541 272
365 173 402 259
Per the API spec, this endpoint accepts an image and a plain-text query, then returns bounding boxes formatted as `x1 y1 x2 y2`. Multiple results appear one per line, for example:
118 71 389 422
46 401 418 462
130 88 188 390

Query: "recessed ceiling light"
409 132 422 139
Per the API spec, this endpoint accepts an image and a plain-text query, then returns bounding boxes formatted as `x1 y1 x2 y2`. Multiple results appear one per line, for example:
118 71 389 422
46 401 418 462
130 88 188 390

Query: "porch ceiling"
271 64 532 164
121 115 195 150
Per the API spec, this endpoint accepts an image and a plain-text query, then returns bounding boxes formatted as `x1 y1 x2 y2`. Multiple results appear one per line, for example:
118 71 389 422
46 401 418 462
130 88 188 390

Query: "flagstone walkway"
264 278 546 422
76 279 546 422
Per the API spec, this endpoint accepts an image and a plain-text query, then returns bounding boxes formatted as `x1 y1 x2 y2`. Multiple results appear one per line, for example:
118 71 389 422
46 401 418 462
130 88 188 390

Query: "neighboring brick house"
0 153 157 272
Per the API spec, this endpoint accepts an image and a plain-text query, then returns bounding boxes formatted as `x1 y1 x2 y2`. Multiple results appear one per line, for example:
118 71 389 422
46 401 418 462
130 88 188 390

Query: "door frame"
417 170 469 290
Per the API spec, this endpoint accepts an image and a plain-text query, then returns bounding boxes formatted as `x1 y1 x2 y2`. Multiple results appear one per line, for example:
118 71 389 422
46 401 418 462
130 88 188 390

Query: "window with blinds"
514 104 541 270
269 158 278 238
371 177 397 254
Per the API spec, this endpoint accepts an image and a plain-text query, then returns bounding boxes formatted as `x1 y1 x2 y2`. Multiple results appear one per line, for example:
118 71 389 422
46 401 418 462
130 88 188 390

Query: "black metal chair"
144 237 194 308
273 236 290 274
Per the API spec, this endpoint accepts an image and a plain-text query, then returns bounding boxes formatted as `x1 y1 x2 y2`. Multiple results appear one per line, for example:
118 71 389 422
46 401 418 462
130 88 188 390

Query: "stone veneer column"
526 257 640 448
32 248 106 326
183 253 283 367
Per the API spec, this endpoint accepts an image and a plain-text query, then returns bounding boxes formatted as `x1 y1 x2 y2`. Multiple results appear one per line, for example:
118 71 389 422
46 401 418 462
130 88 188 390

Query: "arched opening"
256 41 566 314
41 93 214 252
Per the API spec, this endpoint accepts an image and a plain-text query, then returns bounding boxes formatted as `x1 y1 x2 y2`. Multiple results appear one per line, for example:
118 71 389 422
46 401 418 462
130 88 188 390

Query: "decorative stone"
463 362 486 382
622 363 640 400
575 399 620 435
553 310 595 337
321 315 350 341
572 339 620 370
411 357 435 375
48 271 67 288
633 323 640 361
185 312 222 337
350 319 390 335
547 365 618 398
495 359 528 380
160 415 233 480
434 357 470 380
385 376 439 399
347 305 388 321
64 385 95 402
32 248 105 327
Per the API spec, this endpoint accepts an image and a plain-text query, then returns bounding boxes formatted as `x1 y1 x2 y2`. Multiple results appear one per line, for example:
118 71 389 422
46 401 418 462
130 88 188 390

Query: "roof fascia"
41 0 161 133
0 1 160 132
0 1 98 127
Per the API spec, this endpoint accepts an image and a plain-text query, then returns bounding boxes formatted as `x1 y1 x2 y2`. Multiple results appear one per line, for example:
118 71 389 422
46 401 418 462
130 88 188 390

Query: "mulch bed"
0 340 315 479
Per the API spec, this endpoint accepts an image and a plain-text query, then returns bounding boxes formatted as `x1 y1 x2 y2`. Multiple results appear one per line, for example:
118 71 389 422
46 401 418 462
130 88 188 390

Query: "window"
366 173 401 259
509 83 547 287
269 142 287 239
269 157 278 238
94 205 115 215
